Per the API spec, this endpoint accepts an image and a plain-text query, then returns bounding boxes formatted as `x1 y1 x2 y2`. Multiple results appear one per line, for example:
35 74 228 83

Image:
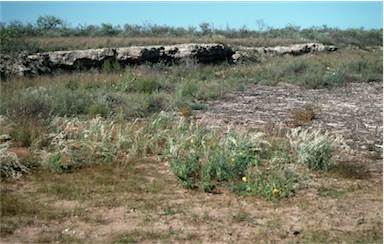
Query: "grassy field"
0 41 382 243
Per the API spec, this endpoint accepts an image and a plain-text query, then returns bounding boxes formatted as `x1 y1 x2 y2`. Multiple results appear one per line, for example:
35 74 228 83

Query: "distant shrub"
2 87 53 124
133 78 162 94
1 88 53 146
288 104 320 127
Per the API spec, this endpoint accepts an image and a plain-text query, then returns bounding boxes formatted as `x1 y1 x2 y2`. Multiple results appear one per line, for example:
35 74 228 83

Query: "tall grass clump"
37 115 136 172
287 127 345 171
0 135 29 178
1 87 53 146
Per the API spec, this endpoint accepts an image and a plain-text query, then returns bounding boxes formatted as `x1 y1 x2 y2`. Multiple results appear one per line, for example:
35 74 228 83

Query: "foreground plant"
0 135 29 178
159 112 303 199
287 127 346 170
37 116 135 172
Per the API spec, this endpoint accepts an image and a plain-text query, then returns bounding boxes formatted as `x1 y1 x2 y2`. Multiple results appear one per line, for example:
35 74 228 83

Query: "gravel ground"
197 81 383 173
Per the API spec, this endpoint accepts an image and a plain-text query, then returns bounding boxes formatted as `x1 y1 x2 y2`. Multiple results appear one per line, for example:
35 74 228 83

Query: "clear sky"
0 1 383 30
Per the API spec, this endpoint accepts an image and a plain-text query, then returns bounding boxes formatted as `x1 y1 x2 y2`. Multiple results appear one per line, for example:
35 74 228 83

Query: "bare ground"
198 81 383 175
1 82 383 243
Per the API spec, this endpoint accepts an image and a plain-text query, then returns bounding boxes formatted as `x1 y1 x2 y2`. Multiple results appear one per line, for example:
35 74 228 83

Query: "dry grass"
287 104 320 127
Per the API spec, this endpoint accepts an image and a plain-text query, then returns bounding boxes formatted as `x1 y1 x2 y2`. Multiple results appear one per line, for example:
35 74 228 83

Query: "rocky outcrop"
231 43 338 64
0 43 337 78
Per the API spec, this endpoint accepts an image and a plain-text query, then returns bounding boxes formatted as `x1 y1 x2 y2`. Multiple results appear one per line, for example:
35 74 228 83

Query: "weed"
87 104 110 118
0 137 29 178
287 127 345 170
287 104 320 127
179 106 194 121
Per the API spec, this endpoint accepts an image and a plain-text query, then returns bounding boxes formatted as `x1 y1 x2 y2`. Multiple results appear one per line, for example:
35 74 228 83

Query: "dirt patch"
197 82 383 174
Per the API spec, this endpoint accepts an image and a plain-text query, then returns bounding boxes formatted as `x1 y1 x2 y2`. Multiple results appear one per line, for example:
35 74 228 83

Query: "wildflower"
273 188 279 194
190 138 194 144
120 74 123 77
242 176 247 183
239 152 243 156
230 158 235 164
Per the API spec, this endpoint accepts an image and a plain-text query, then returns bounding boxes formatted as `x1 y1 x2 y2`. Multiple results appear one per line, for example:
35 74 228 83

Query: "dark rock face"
0 43 337 78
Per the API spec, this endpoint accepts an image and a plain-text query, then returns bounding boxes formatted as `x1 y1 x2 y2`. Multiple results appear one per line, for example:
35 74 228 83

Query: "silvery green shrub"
287 128 345 170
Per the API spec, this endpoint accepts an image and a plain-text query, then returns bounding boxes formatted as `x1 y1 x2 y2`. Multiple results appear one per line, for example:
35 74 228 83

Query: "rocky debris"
0 43 337 78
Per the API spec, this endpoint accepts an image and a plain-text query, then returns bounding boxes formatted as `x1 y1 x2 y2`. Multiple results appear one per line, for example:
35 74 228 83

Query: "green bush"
161 114 301 198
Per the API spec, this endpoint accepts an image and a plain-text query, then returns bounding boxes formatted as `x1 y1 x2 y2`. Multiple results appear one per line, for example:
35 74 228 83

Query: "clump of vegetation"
287 127 345 170
288 104 320 127
0 136 29 178
153 112 302 199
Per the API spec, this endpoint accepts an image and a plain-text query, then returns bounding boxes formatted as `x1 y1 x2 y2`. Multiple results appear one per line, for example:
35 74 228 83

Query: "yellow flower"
190 138 194 144
239 152 243 156
273 188 279 194
230 158 235 164
120 74 123 77
242 176 247 183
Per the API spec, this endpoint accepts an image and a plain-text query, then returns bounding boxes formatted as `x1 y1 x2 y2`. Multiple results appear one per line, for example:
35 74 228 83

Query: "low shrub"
161 113 302 198
287 127 345 170
288 104 320 127
2 87 53 124
0 137 29 178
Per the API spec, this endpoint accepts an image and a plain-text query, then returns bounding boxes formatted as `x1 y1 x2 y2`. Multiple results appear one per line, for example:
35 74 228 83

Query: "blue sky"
0 1 383 30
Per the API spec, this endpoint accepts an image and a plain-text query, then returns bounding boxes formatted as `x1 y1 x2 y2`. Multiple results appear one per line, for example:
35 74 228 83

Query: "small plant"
169 150 201 189
45 152 68 173
0 136 29 178
287 127 345 170
287 104 320 127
